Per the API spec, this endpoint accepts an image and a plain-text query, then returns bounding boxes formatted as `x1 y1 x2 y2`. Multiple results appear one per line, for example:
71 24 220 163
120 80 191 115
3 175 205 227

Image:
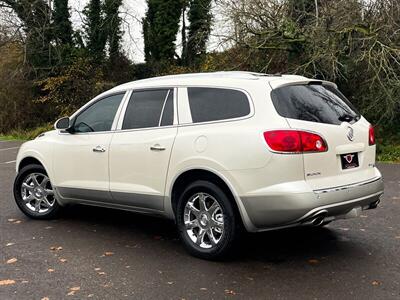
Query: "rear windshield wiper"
338 114 359 123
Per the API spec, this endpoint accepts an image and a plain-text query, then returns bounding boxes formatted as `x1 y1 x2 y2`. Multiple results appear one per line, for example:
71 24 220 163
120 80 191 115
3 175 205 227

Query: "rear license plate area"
340 152 359 169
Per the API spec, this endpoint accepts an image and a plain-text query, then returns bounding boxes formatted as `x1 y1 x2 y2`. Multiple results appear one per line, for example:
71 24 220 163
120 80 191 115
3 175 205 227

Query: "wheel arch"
18 156 47 171
168 167 255 231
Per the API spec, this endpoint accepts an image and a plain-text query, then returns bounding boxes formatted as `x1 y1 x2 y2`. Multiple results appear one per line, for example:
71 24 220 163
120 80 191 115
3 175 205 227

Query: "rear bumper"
240 175 384 232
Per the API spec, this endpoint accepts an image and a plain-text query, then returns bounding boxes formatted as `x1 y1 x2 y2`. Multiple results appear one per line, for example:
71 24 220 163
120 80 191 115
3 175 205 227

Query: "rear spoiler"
268 79 338 90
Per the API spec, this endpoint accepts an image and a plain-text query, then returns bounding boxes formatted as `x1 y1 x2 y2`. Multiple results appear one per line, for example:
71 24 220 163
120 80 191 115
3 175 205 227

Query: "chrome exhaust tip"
302 210 328 226
311 216 325 226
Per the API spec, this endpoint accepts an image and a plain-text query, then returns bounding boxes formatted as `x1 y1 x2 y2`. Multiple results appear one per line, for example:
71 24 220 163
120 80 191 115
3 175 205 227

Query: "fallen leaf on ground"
7 219 16 222
94 268 101 271
45 226 53 229
21 280 29 283
6 243 15 247
372 280 381 286
6 258 17 264
104 252 114 256
50 246 63 251
88 294 94 298
0 279 16 286
98 272 106 275
225 289 236 295
308 259 319 264
41 297 49 300
13 220 21 224
360 229 366 232
200 288 207 291
59 258 67 263
167 281 174 285
67 286 80 295
48 269 55 273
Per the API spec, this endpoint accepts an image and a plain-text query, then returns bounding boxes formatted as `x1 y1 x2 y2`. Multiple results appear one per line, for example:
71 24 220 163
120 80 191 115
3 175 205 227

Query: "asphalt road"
0 141 399 300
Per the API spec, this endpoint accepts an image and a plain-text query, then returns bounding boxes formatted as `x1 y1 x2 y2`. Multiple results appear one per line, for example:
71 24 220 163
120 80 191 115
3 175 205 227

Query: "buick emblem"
347 127 354 141
344 154 354 163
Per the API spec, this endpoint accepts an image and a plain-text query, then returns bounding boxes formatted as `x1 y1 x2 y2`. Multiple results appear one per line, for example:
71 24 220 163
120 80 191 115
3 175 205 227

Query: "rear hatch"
270 80 377 190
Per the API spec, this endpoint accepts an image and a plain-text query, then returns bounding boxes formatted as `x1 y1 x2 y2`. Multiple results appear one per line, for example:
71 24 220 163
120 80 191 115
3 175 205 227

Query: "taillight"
369 125 375 145
263 130 327 153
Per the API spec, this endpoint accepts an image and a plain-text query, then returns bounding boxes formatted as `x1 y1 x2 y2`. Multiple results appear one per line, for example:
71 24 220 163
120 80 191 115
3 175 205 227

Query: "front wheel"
176 180 238 260
13 164 61 219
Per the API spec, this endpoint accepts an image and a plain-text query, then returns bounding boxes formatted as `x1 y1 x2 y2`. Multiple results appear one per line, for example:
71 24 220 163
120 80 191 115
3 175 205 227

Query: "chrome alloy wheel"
21 173 55 213
184 192 224 249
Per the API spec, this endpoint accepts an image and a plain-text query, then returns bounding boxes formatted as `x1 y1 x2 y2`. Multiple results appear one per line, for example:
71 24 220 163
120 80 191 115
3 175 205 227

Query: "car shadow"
59 204 355 263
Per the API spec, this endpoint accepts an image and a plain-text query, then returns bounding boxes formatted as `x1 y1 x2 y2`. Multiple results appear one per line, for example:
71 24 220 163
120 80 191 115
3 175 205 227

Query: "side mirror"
54 117 71 130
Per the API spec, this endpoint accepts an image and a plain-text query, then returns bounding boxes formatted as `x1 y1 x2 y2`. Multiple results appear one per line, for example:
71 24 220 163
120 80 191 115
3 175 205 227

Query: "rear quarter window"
188 87 251 123
271 84 360 125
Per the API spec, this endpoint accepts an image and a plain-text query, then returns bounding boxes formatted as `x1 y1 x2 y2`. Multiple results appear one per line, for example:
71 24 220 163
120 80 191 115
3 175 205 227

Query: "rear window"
271 84 360 125
188 87 250 123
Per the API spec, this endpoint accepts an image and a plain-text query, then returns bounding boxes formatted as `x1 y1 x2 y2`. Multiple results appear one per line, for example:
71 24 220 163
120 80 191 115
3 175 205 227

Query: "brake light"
263 130 327 153
369 125 375 145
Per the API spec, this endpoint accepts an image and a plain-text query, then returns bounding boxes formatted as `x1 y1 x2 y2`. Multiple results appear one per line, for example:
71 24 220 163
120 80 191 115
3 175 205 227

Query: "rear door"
109 88 177 211
270 82 376 190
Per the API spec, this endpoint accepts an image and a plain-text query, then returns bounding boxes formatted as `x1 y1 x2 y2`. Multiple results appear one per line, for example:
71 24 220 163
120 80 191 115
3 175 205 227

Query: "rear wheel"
13 164 61 219
176 180 238 260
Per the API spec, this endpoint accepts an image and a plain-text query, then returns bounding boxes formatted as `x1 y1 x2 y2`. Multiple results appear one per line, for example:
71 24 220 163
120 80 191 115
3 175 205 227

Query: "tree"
288 0 317 26
0 0 53 71
84 0 106 62
103 0 123 62
53 0 73 45
143 0 183 63
186 0 212 66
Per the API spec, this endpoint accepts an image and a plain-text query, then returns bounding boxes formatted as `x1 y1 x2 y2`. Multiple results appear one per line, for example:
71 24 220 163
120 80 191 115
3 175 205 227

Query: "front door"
52 93 126 201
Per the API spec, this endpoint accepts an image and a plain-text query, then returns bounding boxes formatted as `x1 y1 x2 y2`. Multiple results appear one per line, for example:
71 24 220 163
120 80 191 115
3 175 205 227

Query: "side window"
122 89 173 130
160 90 174 126
187 87 250 123
73 93 124 133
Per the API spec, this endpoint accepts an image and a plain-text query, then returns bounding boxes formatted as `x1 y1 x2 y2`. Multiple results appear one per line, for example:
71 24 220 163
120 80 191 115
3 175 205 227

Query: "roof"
110 71 310 92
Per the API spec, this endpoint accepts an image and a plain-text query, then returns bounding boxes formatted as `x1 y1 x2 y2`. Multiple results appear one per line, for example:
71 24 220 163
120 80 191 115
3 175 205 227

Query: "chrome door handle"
93 146 106 153
150 144 166 151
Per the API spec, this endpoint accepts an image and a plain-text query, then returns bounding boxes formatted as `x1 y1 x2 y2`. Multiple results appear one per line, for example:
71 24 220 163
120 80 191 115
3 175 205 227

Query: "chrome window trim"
313 176 382 194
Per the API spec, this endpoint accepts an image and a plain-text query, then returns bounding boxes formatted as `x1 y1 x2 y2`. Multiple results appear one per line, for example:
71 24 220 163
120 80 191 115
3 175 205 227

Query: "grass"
0 124 53 141
376 127 400 163
1 124 399 163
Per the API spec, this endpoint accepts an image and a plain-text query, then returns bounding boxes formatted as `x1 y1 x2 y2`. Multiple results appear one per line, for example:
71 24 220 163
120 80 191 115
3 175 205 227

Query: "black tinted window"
122 89 172 130
188 88 250 123
271 84 360 125
160 90 174 126
73 93 124 133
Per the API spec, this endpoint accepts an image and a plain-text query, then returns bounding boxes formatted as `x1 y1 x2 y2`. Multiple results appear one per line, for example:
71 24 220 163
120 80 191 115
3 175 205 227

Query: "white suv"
14 72 384 259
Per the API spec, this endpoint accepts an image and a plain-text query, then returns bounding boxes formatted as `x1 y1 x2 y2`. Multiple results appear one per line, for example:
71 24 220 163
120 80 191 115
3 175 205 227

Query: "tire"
13 164 61 219
176 180 238 260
